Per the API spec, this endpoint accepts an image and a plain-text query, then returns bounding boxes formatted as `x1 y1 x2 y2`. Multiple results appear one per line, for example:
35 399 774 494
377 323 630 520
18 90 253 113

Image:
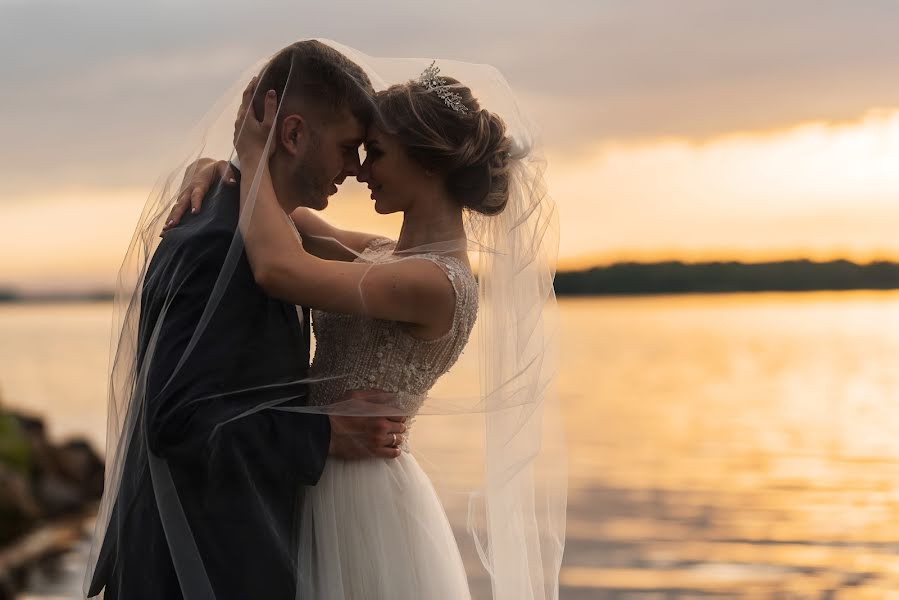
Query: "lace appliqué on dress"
308 240 478 452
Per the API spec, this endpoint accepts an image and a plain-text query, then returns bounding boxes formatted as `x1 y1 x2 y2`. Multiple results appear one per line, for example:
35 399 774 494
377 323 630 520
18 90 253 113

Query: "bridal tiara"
418 61 470 114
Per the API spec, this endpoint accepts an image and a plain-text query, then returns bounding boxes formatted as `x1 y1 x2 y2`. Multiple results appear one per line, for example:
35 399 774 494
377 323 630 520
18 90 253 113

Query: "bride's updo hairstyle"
376 76 513 216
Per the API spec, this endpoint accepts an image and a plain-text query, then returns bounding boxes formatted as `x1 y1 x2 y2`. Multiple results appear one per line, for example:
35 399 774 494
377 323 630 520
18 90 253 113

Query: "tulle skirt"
297 452 472 600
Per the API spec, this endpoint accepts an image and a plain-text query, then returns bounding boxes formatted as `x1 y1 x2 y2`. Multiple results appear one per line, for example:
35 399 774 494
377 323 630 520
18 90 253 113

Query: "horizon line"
4 257 899 296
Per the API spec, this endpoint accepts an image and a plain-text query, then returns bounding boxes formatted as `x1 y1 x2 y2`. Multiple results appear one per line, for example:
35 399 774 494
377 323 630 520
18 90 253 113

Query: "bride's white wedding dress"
297 238 478 600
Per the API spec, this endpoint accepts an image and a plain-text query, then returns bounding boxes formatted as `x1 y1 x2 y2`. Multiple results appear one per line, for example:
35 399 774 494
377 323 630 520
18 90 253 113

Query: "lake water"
4 292 899 598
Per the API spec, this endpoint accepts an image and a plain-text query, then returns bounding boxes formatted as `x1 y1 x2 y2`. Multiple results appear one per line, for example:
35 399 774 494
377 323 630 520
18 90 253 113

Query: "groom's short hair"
254 40 374 126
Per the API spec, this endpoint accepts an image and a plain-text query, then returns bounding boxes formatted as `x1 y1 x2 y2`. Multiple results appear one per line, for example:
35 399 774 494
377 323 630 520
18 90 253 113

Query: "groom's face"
294 109 365 211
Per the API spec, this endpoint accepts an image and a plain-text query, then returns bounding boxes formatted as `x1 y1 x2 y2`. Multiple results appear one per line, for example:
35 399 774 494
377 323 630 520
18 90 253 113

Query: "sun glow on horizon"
548 107 899 268
4 108 899 291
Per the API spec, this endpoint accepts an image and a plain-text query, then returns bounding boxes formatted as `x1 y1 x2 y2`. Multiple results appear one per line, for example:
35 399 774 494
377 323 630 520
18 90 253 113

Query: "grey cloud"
3 0 899 195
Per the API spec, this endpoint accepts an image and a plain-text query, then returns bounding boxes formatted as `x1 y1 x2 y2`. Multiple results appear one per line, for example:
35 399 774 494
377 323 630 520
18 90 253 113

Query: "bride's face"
357 124 434 215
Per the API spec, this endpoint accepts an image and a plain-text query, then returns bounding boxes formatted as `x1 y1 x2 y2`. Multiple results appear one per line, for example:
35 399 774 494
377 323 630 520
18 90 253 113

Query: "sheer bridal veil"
85 39 566 600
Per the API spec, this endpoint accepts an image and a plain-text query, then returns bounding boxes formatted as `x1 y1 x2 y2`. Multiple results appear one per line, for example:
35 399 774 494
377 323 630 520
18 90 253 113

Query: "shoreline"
0 409 103 600
0 511 95 600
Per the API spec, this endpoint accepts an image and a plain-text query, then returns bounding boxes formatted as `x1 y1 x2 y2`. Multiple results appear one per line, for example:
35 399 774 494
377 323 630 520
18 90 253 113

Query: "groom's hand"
328 390 407 460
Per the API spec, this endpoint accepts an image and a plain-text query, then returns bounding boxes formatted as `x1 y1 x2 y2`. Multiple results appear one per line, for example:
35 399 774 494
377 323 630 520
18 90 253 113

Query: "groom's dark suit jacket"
88 173 330 599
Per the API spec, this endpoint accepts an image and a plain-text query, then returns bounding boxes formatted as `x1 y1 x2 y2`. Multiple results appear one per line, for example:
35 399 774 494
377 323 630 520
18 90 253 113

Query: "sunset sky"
4 0 899 290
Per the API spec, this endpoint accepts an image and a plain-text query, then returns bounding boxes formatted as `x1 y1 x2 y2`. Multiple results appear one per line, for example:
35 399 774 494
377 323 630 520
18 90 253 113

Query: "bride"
110 40 564 600
230 61 494 600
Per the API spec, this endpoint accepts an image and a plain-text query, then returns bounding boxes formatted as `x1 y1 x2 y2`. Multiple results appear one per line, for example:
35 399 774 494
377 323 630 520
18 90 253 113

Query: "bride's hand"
328 390 408 460
233 76 277 166
161 158 235 233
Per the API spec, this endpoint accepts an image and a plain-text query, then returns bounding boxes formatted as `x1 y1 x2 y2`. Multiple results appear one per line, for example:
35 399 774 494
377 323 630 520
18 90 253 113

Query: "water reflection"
557 292 899 597
6 292 899 598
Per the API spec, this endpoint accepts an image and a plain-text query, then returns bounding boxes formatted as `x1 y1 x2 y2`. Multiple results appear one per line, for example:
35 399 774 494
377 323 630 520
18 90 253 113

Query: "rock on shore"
0 406 103 598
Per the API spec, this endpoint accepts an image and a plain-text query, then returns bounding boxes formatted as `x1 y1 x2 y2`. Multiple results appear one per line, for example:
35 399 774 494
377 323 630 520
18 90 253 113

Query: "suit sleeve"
140 240 331 486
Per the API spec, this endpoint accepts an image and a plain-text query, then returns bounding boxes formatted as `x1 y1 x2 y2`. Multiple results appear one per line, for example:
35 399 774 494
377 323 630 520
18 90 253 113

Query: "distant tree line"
0 289 114 303
554 260 899 296
3 260 899 301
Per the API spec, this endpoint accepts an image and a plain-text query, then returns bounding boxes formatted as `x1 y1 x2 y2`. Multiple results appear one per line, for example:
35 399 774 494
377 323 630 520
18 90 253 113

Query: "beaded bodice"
309 238 478 418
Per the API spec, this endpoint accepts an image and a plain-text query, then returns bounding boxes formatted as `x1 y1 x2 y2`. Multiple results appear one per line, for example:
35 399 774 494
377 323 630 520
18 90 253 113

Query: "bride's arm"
237 89 454 329
289 208 383 262
240 154 452 326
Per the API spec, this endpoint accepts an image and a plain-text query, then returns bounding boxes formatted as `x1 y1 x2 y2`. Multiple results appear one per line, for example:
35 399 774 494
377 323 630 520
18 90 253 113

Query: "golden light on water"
549 292 899 595
6 292 899 596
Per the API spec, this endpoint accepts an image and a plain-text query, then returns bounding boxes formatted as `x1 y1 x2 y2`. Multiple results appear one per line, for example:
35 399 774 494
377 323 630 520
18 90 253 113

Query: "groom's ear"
279 114 306 156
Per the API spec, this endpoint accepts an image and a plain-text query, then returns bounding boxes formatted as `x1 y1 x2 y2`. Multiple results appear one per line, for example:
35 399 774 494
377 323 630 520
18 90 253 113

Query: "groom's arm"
141 239 331 485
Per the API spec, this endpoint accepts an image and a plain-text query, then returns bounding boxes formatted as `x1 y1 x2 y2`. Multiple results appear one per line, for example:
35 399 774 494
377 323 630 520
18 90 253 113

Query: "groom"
87 41 404 599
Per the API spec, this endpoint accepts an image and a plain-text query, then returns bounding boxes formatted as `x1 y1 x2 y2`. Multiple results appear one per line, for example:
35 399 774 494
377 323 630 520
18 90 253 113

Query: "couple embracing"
86 39 564 600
